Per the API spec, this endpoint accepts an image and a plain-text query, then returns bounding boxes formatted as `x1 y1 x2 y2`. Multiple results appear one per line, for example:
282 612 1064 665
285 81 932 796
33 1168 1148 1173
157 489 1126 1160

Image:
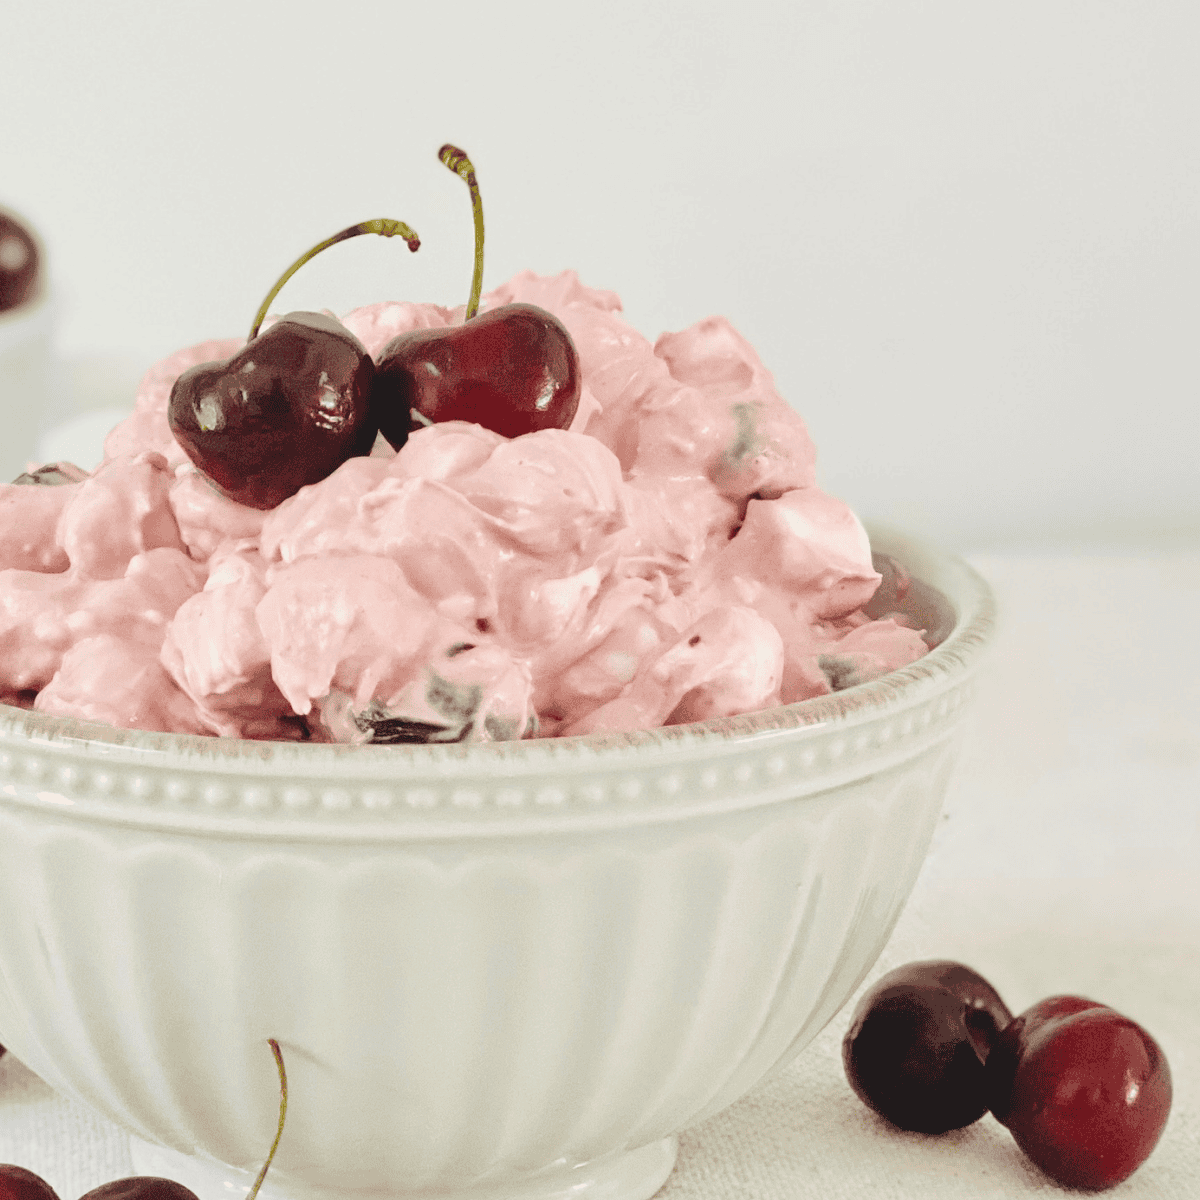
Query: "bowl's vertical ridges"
634 739 956 1137
0 816 97 1101
416 862 552 1182
467 853 654 1178
527 837 741 1162
371 856 570 1187
525 838 733 1165
625 816 839 1141
1 824 175 1137
98 841 231 1154
0 733 968 1193
691 743 956 1126
219 852 353 1177
319 854 458 1187
574 823 815 1148
452 848 670 1178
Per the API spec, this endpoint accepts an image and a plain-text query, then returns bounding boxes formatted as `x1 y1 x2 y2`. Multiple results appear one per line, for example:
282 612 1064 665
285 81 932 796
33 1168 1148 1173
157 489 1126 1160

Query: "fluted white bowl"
0 526 993 1200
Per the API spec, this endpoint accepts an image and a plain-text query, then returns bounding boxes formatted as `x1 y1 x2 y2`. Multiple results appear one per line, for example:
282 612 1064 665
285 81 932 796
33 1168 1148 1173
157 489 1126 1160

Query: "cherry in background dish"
0 211 39 313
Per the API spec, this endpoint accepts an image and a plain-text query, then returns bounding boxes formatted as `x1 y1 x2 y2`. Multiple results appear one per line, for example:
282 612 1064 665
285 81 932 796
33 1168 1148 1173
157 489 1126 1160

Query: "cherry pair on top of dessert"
0 209 40 313
0 1041 287 1200
842 960 1172 1191
168 145 581 510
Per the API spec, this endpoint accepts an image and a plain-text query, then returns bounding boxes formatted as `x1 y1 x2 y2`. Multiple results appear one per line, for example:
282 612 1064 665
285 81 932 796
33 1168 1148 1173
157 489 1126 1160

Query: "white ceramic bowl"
0 526 993 1200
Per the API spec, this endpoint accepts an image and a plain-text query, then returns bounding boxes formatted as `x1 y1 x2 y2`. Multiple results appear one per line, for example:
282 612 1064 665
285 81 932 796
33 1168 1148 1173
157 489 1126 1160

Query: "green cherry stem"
438 144 484 320
248 219 421 341
246 1038 288 1200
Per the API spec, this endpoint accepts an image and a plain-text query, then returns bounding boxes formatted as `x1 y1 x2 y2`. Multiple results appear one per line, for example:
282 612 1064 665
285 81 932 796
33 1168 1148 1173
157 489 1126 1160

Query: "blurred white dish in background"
31 351 143 473
34 405 130 472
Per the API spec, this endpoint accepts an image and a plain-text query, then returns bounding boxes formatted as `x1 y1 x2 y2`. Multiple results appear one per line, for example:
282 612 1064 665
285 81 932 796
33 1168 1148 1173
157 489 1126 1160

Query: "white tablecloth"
1 524 1196 1197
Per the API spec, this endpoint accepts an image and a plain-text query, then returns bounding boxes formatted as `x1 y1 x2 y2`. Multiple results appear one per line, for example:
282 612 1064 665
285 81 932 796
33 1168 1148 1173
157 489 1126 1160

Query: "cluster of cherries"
0 209 40 314
842 960 1173 1191
168 146 582 511
0 1042 286 1200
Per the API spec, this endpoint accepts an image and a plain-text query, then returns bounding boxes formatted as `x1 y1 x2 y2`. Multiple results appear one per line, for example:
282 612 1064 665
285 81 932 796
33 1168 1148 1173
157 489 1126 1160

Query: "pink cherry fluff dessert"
0 271 927 743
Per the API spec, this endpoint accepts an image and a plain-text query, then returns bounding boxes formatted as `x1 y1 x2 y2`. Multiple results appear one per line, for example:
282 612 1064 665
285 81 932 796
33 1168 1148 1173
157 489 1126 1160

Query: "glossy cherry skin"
842 960 1013 1133
169 311 377 510
0 211 40 313
373 302 580 447
78 1180 200 1200
983 993 1106 1123
0 1165 61 1200
984 995 1172 1191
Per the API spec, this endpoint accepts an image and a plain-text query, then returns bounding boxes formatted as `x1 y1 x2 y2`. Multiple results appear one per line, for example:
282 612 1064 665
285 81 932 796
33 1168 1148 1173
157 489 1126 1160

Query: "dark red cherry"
373 302 580 446
168 311 377 509
78 1181 199 1200
983 993 1105 1124
371 145 581 446
984 995 1172 1190
0 210 40 313
0 1165 60 1200
842 959 1013 1133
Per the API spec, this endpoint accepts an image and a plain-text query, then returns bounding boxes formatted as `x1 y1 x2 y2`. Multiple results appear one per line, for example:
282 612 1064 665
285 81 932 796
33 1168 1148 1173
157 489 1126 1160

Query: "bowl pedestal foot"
129 1133 678 1200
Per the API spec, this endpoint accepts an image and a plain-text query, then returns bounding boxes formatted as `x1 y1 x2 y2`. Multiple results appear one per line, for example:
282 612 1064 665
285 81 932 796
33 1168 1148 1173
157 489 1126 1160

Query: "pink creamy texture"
0 272 928 741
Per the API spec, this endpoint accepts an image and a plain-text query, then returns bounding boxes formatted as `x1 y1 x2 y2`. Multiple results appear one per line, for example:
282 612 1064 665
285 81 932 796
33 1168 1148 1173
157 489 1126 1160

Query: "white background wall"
3 0 1196 553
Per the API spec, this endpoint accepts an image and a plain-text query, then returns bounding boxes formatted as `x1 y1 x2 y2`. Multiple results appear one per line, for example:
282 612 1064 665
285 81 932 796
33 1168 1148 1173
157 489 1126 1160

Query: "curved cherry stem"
249 219 420 341
439 144 484 320
246 1038 288 1200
